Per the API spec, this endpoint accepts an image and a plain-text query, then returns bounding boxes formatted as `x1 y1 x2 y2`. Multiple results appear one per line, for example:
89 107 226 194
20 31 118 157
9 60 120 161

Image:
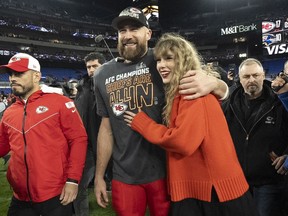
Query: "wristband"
66 178 78 184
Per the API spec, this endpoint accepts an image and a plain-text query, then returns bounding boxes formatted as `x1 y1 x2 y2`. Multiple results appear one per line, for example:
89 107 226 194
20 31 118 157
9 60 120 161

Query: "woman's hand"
123 111 137 127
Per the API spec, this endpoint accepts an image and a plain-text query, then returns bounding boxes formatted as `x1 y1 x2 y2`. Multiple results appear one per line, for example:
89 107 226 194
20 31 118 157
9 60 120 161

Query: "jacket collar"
16 90 44 104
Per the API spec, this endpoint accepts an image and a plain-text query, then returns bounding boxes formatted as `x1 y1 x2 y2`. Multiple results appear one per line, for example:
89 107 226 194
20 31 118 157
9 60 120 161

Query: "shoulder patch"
65 101 75 109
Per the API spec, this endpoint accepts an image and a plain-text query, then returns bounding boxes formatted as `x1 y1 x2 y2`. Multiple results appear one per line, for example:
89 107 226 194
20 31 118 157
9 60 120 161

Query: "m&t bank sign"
220 23 257 35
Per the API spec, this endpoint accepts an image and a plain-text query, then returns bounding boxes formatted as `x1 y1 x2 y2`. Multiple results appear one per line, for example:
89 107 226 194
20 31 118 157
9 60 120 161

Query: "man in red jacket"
0 53 87 216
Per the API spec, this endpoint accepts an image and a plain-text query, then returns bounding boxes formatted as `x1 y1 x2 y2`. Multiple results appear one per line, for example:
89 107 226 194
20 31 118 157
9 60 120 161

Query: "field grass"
0 160 11 216
0 158 116 215
88 191 116 216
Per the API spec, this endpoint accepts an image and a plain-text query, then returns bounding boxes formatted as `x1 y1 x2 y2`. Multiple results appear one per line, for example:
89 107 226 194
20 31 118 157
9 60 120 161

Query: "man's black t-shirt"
94 49 166 184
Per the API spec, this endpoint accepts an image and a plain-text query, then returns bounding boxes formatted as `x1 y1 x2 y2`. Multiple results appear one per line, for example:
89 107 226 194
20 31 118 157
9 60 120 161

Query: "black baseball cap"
112 7 149 30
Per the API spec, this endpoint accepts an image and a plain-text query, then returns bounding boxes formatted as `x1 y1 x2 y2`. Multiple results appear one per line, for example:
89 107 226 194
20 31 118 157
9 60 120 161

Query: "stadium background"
0 0 288 94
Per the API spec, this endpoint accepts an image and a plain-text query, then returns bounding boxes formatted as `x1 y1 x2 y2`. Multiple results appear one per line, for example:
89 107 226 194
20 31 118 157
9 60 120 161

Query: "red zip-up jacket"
0 90 87 202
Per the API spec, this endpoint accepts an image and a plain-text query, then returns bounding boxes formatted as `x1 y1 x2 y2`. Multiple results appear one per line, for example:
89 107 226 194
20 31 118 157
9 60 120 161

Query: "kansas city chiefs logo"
112 103 128 116
36 106 49 114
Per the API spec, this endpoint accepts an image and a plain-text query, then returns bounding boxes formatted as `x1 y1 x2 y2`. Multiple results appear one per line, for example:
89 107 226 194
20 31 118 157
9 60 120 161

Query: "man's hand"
227 70 234 81
179 70 223 100
271 73 288 94
60 183 78 205
94 177 109 208
95 118 113 208
271 152 288 175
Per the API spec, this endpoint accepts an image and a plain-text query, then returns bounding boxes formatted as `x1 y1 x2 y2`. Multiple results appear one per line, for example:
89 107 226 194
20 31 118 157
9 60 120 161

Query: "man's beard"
117 42 147 62
246 85 260 98
11 85 33 98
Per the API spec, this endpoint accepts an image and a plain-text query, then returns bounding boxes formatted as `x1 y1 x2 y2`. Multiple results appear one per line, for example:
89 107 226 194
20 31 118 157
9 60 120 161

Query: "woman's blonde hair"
153 33 219 125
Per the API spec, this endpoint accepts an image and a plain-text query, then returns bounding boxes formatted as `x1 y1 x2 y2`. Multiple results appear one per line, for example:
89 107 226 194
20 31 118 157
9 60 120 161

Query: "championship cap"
0 53 41 73
112 7 149 30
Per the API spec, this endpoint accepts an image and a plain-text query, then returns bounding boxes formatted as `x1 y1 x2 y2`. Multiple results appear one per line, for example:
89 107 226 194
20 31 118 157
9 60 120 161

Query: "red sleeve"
0 121 10 157
59 99 88 182
131 96 207 156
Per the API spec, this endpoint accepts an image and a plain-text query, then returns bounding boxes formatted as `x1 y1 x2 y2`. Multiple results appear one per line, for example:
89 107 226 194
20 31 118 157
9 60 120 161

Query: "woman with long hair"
124 33 258 216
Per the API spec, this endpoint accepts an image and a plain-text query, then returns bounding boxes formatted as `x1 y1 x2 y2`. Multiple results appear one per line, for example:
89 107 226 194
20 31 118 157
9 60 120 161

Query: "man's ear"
34 71 42 83
146 28 152 41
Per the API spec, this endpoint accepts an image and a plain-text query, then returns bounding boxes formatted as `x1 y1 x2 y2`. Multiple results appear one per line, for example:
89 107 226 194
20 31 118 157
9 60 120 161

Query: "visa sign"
221 23 257 35
265 43 288 55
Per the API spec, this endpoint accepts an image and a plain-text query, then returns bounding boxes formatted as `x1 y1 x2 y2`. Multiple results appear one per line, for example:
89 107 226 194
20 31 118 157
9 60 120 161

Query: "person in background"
0 93 16 165
73 52 106 216
124 33 258 216
66 78 78 100
227 69 236 86
271 60 288 111
7 93 16 106
206 61 230 84
222 58 288 216
271 62 288 216
285 60 288 75
94 7 229 216
0 53 87 216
